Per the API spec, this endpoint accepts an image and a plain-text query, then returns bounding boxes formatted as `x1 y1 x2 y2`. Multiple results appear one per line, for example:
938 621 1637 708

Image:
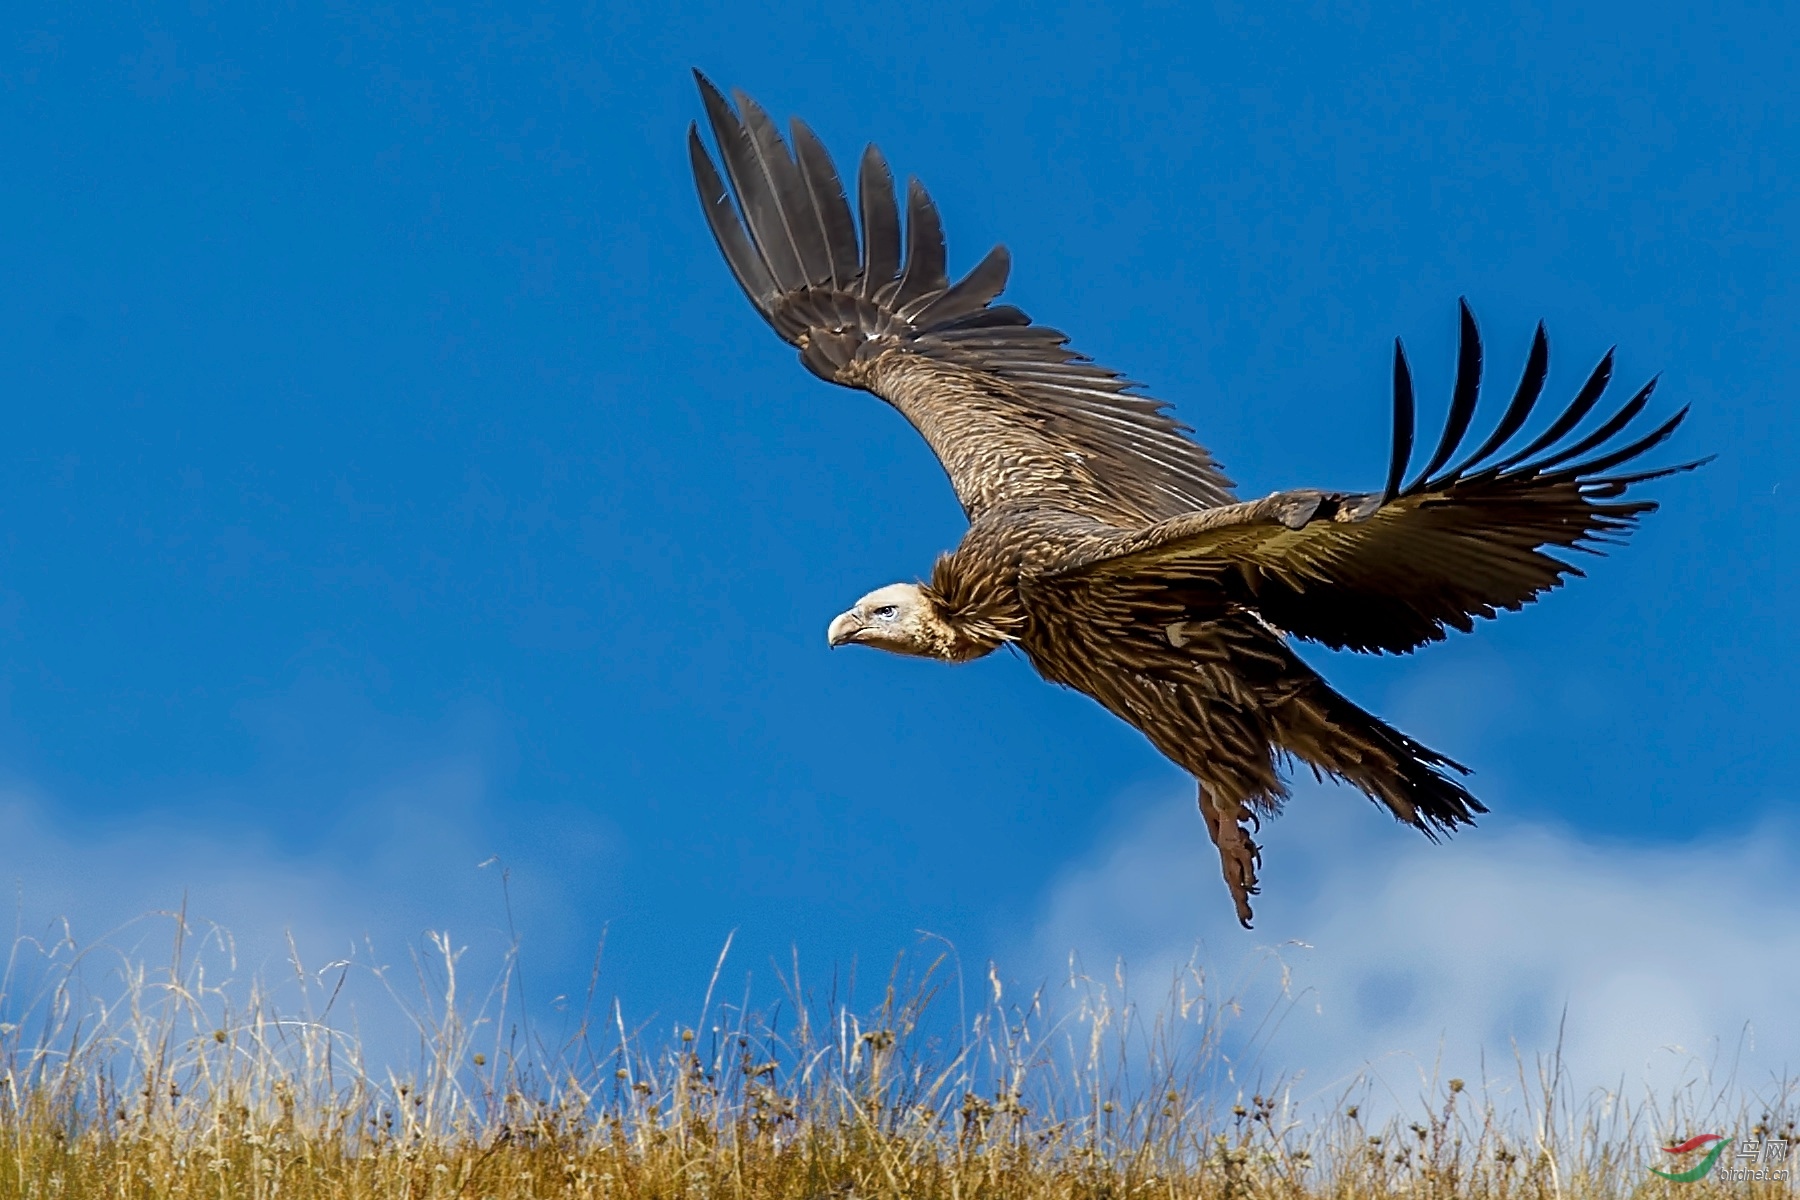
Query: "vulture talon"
1200 788 1263 929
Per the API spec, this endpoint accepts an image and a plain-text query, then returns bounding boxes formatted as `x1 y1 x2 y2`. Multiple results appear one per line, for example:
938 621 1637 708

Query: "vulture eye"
872 604 899 620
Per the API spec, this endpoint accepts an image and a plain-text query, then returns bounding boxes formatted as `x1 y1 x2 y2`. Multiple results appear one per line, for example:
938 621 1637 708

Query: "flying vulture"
686 73 1701 927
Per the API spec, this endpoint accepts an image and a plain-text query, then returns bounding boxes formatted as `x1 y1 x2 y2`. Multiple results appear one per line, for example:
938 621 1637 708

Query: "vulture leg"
1198 784 1261 929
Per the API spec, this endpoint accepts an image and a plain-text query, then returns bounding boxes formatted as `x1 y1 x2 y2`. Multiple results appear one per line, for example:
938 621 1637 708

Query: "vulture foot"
1199 787 1262 929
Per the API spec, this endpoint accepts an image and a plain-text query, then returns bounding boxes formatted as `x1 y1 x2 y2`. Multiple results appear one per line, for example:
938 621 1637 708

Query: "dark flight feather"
1530 378 1658 474
687 125 776 313
695 75 804 293
1447 321 1547 479
790 118 859 289
734 91 829 289
892 179 949 312
1384 340 1416 504
856 146 902 300
1406 299 1484 491
1494 349 1614 471
913 245 1011 328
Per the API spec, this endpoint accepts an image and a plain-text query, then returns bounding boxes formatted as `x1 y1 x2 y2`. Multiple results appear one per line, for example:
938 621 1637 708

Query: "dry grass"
0 905 1792 1199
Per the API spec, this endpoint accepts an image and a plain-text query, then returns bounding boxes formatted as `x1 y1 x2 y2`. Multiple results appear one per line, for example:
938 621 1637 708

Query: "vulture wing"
1037 301 1707 654
688 72 1235 522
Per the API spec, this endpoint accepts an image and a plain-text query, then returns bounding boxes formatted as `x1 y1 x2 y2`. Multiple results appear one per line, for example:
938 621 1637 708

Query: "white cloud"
3 763 475 959
0 762 608 1076
1024 784 1800 1109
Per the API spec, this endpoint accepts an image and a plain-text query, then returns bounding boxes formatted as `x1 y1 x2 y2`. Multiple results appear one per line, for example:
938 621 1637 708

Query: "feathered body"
688 74 1701 925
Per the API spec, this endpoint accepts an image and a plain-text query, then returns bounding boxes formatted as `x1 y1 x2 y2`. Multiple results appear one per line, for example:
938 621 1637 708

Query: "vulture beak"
826 611 862 648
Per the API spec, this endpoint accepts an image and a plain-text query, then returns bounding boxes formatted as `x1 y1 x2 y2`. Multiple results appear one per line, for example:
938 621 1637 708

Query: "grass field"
0 908 1791 1199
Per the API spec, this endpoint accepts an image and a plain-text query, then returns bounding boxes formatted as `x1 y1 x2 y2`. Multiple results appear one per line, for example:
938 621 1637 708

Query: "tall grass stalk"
0 906 1791 1198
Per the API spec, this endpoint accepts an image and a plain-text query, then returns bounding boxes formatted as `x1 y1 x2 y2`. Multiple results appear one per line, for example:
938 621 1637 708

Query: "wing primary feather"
1407 298 1484 491
893 177 949 311
1494 348 1615 470
731 89 826 289
687 125 778 317
1446 320 1548 477
857 146 901 300
911 245 1011 328
694 74 810 292
1588 455 1713 489
1384 338 1416 503
1548 403 1687 480
934 304 1031 331
790 117 860 288
1530 376 1658 474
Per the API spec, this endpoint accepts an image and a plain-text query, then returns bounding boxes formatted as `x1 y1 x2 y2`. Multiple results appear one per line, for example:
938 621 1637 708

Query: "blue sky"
1 3 1795 1080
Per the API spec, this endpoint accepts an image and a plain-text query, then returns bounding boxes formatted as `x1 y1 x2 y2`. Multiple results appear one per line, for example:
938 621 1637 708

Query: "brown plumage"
688 73 1704 927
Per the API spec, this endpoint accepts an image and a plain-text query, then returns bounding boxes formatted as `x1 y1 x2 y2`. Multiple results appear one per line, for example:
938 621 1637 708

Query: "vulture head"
827 583 977 661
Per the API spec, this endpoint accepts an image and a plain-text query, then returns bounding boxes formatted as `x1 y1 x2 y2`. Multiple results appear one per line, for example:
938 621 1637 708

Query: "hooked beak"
826 611 862 648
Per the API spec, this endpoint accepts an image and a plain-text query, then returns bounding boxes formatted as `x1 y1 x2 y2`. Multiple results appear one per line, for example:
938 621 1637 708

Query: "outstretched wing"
1036 301 1706 654
688 72 1235 522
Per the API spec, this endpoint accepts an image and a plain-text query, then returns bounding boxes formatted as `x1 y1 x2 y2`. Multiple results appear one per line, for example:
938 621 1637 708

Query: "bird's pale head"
827 583 970 660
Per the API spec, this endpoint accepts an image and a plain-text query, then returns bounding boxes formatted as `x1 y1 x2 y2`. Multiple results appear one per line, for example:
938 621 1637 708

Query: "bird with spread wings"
686 73 1702 927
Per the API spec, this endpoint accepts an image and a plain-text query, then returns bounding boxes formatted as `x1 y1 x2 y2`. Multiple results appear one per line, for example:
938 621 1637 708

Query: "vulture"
686 73 1702 927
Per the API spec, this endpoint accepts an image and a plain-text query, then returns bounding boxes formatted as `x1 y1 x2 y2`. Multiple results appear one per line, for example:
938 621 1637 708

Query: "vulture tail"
1279 679 1488 838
